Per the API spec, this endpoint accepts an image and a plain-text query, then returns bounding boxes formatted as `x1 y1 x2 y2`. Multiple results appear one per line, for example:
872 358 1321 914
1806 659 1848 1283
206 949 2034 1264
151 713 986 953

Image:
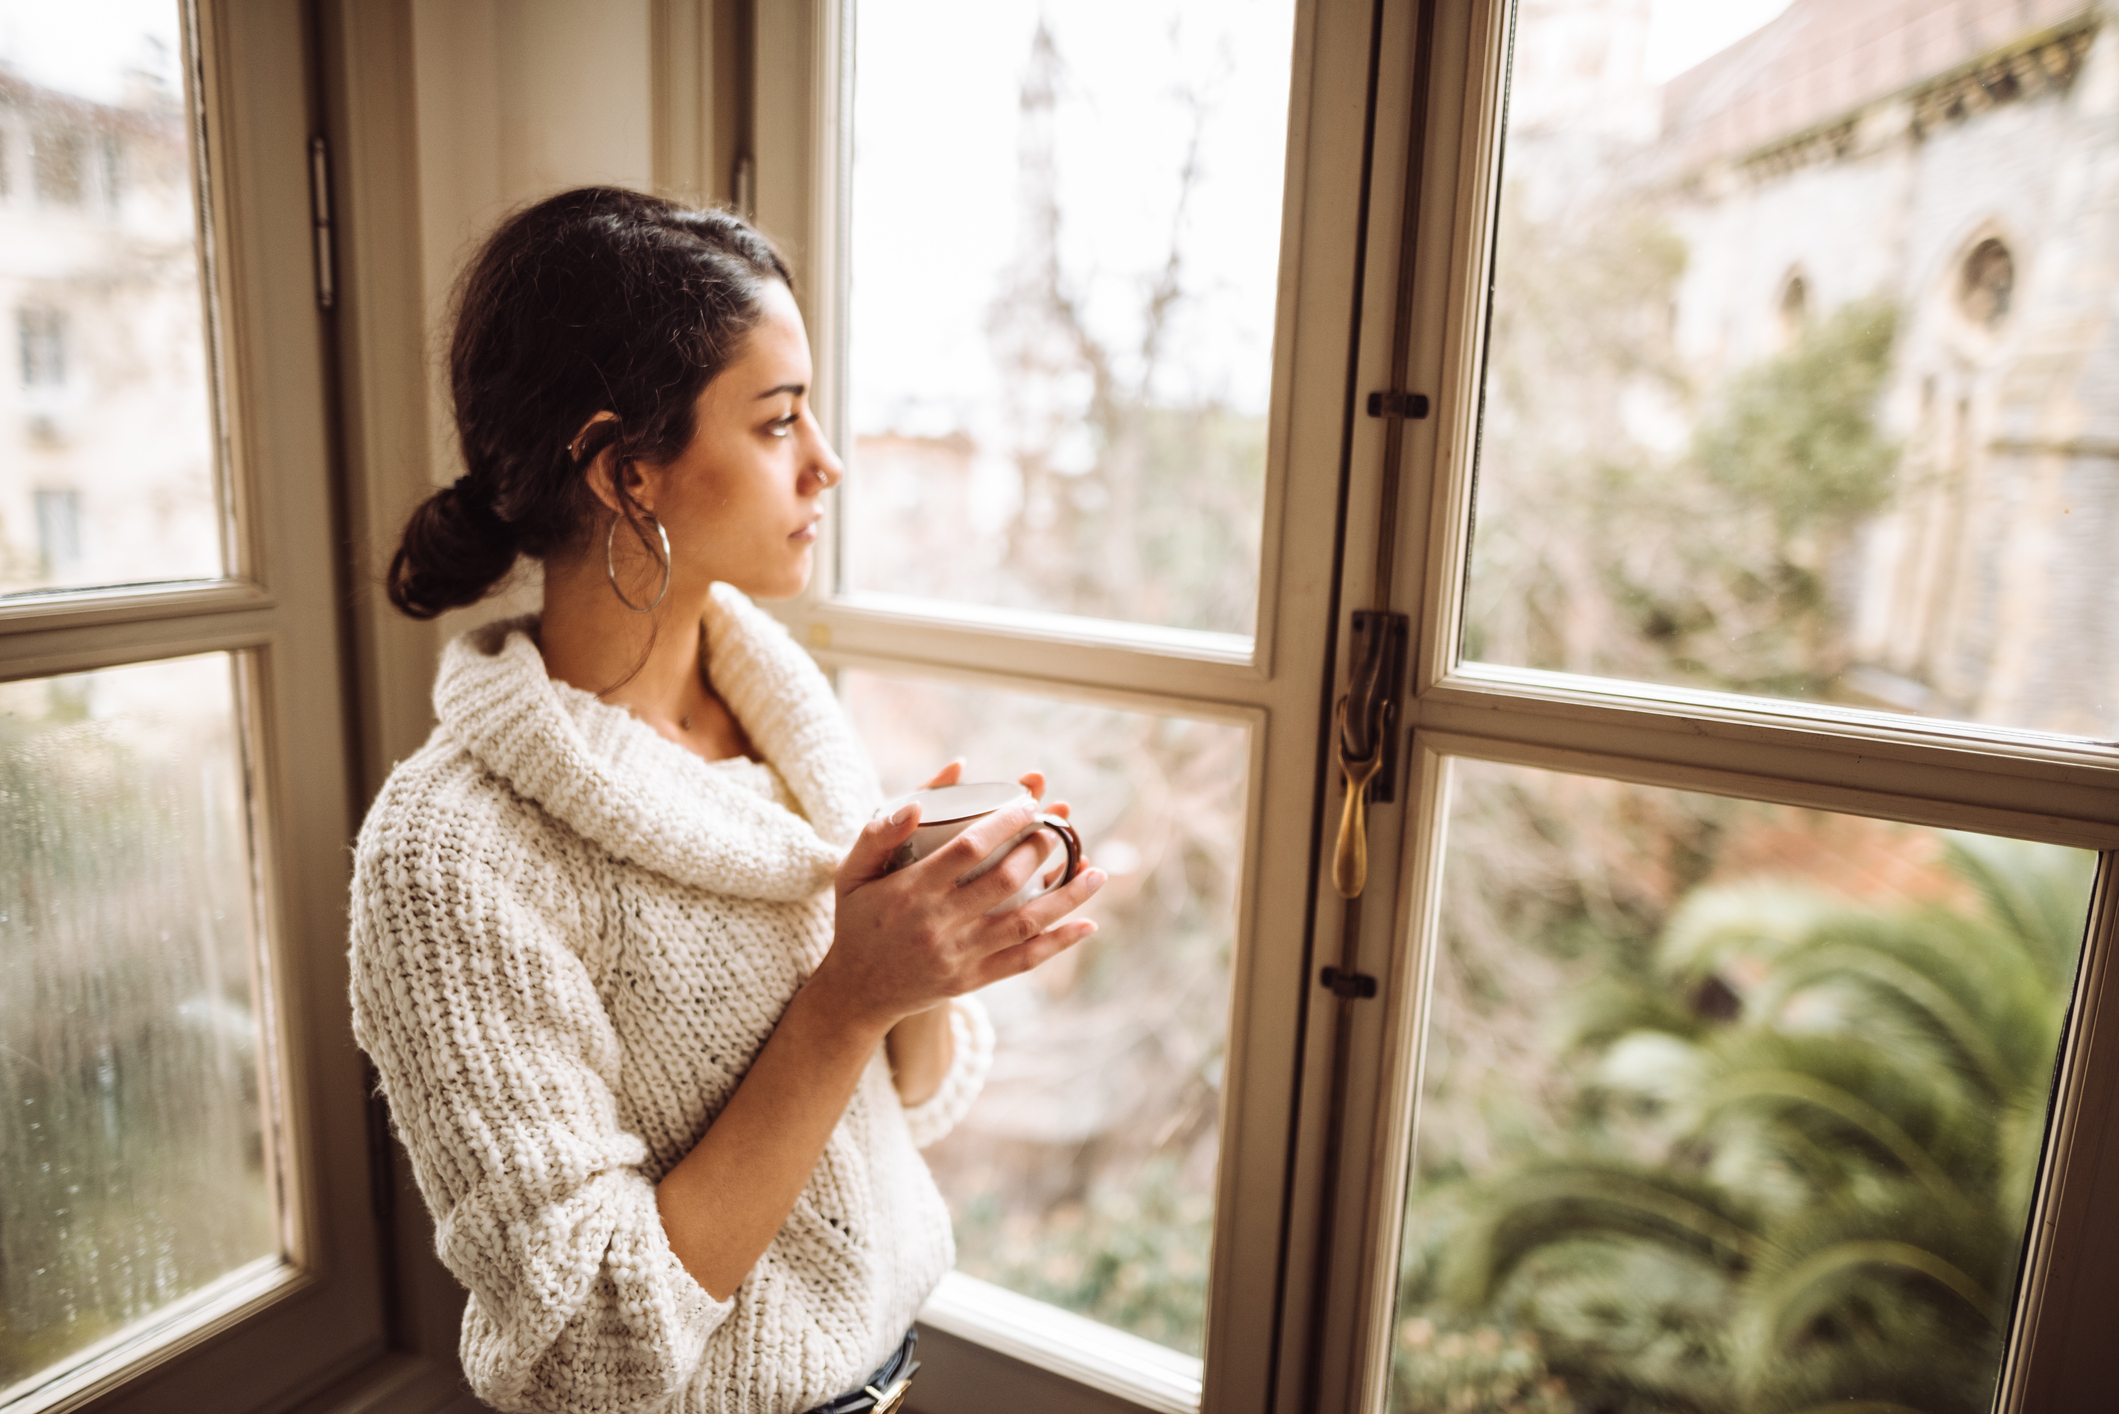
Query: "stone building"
1658 0 2119 736
0 62 214 599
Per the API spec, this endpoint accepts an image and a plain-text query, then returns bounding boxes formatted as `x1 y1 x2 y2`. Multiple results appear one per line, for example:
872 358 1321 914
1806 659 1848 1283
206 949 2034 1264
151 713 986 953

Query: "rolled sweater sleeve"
349 829 731 1414
899 995 993 1148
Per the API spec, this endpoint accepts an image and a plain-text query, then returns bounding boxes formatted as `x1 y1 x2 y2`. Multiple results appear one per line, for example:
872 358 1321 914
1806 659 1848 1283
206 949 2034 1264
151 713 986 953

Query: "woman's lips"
791 519 820 543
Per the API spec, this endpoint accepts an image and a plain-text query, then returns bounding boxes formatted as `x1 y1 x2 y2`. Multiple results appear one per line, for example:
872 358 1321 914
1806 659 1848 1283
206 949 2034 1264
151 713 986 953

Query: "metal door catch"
1366 390 1429 419
1320 967 1377 999
1331 609 1409 899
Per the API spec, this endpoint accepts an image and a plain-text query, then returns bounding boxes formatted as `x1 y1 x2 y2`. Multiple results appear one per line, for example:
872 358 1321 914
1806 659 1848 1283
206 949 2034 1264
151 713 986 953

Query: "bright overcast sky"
1647 0 1794 82
0 0 180 104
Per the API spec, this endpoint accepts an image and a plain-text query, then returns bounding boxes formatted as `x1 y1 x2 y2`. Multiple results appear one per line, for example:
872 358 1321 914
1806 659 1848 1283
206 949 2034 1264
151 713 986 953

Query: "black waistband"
802 1328 919 1414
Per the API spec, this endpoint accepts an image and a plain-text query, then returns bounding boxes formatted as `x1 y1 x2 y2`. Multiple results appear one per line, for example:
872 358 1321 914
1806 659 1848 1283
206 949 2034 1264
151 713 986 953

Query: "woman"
348 187 1105 1414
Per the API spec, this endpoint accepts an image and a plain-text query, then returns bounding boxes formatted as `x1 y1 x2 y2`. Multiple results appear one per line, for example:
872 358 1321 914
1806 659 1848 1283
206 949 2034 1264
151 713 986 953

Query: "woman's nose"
808 429 845 491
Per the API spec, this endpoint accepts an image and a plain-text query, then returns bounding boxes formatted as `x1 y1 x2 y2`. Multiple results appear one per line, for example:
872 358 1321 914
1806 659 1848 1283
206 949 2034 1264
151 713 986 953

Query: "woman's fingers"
924 802 1039 883
956 828 1060 912
982 864 1106 945
1017 770 1046 802
921 759 966 790
972 918 1098 989
839 800 921 888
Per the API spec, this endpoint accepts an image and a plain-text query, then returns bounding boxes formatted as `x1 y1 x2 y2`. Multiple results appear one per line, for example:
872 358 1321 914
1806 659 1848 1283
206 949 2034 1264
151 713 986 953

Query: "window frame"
0 4 458 1412
1306 1 2119 1410
749 1 1397 1409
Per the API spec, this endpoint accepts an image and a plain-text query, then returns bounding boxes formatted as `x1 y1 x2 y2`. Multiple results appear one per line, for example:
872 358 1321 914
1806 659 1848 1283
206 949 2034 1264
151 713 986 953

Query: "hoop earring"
606 513 672 613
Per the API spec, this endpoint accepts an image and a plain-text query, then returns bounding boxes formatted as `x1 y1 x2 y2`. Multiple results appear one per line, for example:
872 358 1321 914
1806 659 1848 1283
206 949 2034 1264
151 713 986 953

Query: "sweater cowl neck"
432 583 879 902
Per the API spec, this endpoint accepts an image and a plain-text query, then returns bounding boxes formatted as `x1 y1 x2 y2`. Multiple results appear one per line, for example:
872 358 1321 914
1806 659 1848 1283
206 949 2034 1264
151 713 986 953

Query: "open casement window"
0 4 441 1412
1304 2 2119 1412
766 0 2119 1410
753 0 1385 1409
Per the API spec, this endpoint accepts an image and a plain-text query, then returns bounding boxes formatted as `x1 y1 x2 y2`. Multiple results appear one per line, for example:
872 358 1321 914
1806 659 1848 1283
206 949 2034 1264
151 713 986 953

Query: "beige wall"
405 0 657 634
409 0 655 474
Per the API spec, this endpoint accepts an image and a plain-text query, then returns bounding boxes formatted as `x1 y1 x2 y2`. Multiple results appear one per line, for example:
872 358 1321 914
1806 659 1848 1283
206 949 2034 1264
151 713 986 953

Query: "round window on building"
1958 238 2015 329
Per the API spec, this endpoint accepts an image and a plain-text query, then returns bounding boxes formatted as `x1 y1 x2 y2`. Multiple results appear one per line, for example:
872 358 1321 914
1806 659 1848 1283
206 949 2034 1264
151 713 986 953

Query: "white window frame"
0 4 466 1413
750 1 1403 1410
1302 2 2119 1410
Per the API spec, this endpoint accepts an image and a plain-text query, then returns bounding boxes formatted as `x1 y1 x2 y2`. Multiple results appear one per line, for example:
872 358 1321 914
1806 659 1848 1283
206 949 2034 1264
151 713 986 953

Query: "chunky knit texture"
349 584 992 1414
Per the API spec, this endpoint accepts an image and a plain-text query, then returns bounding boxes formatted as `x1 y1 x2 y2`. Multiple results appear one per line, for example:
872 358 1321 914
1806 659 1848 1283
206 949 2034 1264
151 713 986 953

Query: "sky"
1646 0 1794 82
0 0 180 105
847 0 1800 444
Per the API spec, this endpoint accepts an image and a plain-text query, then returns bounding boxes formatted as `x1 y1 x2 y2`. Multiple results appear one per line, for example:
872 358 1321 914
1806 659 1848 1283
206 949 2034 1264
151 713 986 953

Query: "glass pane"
840 670 1246 1355
0 654 276 1395
1463 0 2119 738
1388 757 2095 1414
843 0 1294 637
0 1 222 598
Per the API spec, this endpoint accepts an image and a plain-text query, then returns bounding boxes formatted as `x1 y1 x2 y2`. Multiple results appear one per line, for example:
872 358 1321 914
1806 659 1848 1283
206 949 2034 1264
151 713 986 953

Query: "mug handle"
1031 813 1082 895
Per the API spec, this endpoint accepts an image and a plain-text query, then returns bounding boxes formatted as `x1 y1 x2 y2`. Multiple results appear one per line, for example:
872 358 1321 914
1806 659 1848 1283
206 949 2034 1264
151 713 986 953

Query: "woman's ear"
572 412 635 517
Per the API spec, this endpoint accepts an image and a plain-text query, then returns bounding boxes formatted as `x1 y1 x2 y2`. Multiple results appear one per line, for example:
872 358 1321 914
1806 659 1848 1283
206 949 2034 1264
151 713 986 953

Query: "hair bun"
385 478 520 620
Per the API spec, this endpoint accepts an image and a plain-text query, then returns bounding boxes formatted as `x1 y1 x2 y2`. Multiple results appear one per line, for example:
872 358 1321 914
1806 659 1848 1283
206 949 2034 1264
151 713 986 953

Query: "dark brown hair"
386 187 793 619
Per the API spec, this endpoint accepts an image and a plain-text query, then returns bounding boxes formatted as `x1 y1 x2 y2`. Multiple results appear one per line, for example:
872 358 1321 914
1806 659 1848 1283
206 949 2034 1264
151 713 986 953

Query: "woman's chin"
736 556 812 603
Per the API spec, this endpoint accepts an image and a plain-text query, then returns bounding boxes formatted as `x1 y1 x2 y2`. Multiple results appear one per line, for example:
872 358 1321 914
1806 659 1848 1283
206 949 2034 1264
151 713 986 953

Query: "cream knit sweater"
349 584 991 1414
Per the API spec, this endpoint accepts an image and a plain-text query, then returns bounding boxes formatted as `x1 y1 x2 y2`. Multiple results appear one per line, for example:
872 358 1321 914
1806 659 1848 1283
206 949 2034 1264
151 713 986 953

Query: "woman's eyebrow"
755 382 806 400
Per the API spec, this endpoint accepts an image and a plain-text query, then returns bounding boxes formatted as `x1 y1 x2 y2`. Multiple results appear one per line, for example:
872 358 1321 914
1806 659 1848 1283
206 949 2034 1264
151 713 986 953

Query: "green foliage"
1392 1317 1579 1414
1694 300 1901 537
1403 837 2093 1414
950 1157 1212 1355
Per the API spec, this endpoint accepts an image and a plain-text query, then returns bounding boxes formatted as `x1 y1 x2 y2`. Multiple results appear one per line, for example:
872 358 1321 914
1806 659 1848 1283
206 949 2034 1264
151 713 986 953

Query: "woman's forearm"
885 1002 955 1106
654 981 891 1301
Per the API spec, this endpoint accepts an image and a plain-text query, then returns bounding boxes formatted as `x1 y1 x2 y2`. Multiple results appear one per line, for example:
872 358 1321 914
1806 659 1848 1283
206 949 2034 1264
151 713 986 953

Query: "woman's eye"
768 414 797 438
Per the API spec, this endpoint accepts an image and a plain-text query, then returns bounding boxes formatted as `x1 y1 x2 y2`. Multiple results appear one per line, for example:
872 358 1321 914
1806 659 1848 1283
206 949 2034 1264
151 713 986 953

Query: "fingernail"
890 804 917 825
1083 868 1108 888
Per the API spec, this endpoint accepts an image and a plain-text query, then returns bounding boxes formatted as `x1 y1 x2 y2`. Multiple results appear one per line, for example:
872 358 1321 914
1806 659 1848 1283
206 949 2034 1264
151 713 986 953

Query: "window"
763 0 2119 1409
0 23 219 596
755 0 1381 1407
1326 2 2119 1410
1958 236 2015 330
1775 269 1806 345
31 129 84 207
836 0 1300 1366
30 488 80 574
17 309 65 389
0 4 418 1413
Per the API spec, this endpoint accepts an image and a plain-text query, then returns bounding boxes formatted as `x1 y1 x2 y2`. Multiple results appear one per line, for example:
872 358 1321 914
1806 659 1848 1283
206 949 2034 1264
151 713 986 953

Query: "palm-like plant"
1398 835 2093 1414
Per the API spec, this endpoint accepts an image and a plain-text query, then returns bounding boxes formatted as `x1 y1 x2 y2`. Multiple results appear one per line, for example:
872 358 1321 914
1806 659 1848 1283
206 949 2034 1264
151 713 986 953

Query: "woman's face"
626 279 842 603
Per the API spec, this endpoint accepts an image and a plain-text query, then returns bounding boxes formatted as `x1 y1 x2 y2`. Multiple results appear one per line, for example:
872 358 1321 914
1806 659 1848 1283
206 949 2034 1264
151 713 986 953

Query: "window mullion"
1409 693 2119 847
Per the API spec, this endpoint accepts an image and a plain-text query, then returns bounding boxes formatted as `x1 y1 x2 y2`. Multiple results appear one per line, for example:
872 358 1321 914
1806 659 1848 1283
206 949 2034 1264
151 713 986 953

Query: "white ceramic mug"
881 781 1083 916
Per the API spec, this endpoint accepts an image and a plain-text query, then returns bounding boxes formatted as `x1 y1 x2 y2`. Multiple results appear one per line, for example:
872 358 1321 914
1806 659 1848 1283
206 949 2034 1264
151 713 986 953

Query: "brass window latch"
1332 609 1408 899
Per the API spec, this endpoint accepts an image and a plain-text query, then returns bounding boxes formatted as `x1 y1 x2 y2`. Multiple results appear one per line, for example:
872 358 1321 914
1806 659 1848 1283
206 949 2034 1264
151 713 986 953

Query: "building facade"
1659 0 2119 736
0 62 214 599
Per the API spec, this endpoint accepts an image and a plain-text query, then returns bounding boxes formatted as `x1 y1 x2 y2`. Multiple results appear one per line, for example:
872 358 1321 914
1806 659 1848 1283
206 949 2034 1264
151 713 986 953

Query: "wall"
405 1 657 642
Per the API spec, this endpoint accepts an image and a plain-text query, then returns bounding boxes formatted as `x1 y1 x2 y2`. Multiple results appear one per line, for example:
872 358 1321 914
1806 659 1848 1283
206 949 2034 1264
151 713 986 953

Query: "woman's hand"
814 785 1104 1035
875 763 1086 1102
917 761 1076 884
657 760 1100 1298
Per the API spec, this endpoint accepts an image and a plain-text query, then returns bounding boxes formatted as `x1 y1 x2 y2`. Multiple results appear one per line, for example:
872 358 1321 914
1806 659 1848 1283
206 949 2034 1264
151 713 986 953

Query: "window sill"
917 1271 1202 1414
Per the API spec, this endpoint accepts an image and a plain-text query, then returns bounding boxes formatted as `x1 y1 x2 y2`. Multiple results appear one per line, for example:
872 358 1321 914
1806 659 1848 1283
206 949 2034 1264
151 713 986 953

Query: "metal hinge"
1366 389 1429 419
1319 966 1378 1000
309 135 335 310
